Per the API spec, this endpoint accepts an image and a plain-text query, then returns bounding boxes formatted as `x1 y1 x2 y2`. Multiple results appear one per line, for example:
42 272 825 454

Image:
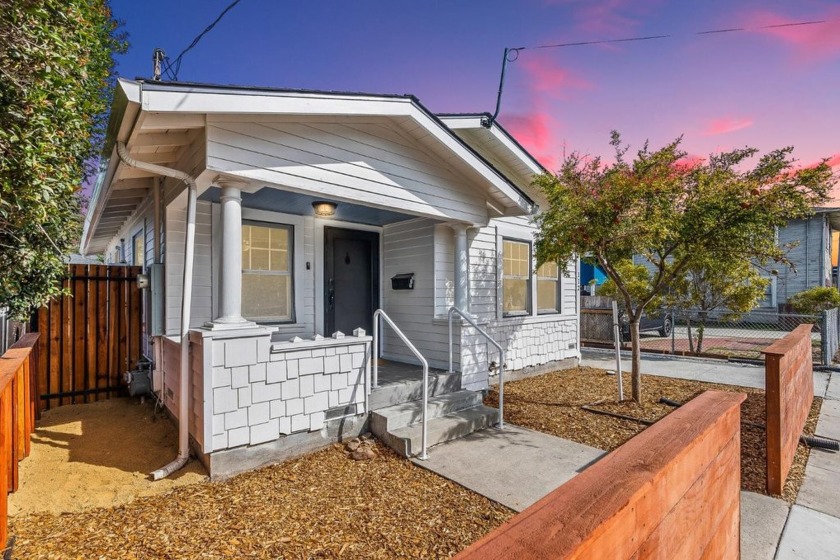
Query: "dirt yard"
485 366 822 503
9 398 207 516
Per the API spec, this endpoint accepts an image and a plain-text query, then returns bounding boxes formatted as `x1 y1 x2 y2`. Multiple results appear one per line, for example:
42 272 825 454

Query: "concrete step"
378 405 500 458
368 371 461 411
370 390 483 434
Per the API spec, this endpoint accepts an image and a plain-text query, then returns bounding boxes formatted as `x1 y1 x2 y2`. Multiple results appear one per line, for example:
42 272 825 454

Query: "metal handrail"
372 309 431 460
447 307 505 429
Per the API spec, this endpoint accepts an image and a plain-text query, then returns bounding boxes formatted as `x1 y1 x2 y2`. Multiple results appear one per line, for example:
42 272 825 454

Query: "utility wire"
160 0 244 81
483 18 836 127
518 19 832 51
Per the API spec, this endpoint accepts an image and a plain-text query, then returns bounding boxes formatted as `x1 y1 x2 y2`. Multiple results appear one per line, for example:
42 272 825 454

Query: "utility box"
149 263 164 336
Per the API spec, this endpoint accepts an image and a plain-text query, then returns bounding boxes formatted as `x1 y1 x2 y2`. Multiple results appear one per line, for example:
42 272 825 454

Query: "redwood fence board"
0 333 40 546
764 324 814 495
456 390 746 560
34 264 142 410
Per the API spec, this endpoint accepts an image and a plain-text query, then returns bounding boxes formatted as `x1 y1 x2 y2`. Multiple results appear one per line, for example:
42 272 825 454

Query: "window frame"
241 220 296 324
132 231 145 267
501 237 532 317
536 260 562 315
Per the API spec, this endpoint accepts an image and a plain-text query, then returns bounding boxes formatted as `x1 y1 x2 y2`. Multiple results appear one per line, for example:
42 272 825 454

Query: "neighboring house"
580 262 607 295
771 208 840 309
632 208 840 312
81 79 580 477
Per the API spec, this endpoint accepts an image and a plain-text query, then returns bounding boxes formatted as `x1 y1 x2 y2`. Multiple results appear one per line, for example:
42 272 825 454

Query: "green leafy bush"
0 1 126 318
788 287 840 314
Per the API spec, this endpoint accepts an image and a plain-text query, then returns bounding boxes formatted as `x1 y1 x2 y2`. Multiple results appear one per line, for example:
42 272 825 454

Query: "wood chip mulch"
9 440 512 559
485 366 822 503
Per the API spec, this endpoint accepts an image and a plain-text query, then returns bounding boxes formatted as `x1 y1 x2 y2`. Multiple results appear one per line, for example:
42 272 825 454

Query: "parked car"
620 309 673 341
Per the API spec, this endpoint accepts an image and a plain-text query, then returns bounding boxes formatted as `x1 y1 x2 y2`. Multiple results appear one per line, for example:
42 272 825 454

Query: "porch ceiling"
199 186 416 226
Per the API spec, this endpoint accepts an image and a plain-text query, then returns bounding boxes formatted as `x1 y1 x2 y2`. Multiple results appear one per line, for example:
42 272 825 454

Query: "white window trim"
241 220 295 323
495 222 565 320
536 261 562 315
501 237 532 317
211 206 306 328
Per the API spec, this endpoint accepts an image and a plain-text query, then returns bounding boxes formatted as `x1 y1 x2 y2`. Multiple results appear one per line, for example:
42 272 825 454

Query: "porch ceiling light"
312 201 337 217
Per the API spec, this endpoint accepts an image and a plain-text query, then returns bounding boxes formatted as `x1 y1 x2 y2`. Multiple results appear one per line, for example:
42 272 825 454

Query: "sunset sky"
111 0 840 198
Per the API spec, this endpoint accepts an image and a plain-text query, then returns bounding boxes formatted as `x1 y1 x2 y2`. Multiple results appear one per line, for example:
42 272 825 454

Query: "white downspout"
116 141 197 480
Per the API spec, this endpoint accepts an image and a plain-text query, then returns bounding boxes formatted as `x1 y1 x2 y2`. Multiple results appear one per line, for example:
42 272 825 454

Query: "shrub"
788 287 840 314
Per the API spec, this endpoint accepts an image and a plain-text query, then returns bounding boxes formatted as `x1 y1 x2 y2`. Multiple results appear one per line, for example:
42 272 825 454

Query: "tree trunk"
686 317 695 353
630 320 642 403
697 311 707 353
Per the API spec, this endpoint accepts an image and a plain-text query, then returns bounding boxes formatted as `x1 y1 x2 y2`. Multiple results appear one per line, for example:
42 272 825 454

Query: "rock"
351 448 376 461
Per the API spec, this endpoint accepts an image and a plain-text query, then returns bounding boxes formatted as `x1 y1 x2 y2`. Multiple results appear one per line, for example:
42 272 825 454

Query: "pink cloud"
520 56 592 97
703 117 754 136
742 7 840 62
504 111 561 170
674 154 706 170
545 0 661 36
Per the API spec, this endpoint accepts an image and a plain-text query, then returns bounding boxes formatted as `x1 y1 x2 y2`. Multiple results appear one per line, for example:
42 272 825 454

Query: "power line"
158 0 244 81
482 18 836 127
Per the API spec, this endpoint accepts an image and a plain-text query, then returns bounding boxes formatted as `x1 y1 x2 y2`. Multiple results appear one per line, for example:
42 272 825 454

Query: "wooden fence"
580 296 617 344
457 390 746 559
0 333 40 547
764 324 814 495
35 264 142 410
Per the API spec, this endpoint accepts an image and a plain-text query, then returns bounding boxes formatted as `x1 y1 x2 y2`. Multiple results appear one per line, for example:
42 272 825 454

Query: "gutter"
116 141 197 480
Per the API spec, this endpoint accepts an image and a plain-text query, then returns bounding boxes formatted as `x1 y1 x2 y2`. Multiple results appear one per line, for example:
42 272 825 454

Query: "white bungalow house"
81 79 580 478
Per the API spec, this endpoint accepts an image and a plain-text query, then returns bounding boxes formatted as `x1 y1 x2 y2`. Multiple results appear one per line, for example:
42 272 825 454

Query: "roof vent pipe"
116 141 197 480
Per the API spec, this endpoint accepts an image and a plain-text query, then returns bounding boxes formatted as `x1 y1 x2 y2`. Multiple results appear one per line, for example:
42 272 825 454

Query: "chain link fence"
581 297 840 366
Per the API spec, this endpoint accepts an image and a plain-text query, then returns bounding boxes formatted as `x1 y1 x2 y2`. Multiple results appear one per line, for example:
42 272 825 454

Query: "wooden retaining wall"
764 324 814 495
457 390 746 560
0 333 40 546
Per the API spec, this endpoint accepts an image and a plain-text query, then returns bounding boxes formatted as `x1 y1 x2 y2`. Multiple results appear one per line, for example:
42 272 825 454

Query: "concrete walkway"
580 348 831 396
412 425 604 512
418 356 840 557
776 372 840 559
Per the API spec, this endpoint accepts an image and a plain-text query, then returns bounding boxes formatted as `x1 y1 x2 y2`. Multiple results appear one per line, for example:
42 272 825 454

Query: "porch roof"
82 79 543 255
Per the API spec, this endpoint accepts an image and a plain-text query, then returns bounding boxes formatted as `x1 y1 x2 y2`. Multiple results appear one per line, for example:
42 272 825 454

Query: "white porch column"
211 179 255 328
451 224 470 313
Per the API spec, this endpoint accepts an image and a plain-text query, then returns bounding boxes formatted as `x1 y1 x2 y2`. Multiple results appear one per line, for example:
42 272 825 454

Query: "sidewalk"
582 348 840 558
775 372 840 559
580 348 830 396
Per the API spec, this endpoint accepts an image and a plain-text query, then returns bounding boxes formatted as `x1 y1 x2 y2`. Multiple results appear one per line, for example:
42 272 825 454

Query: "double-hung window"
536 262 560 314
241 222 294 322
502 239 531 316
132 231 144 267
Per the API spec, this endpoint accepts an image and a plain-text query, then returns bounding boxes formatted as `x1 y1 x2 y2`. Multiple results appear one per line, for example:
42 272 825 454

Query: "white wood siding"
205 120 491 225
459 215 579 390
165 197 213 334
382 219 456 370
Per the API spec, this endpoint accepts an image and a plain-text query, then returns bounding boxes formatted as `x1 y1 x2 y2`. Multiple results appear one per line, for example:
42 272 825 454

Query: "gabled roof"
83 79 545 253
437 113 548 207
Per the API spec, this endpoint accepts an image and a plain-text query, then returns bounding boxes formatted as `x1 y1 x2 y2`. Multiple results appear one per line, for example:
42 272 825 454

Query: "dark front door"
325 227 380 336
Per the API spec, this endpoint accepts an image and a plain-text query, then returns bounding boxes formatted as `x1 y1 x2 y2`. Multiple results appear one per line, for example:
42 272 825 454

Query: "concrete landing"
740 491 789 560
776 505 840 559
412 424 604 512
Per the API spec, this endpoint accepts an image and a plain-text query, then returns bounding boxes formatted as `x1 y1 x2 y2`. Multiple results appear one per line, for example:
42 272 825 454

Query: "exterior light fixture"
312 201 337 217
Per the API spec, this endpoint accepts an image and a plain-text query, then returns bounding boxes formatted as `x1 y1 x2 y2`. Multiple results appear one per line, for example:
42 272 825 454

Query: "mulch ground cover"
9 441 512 559
485 366 822 503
